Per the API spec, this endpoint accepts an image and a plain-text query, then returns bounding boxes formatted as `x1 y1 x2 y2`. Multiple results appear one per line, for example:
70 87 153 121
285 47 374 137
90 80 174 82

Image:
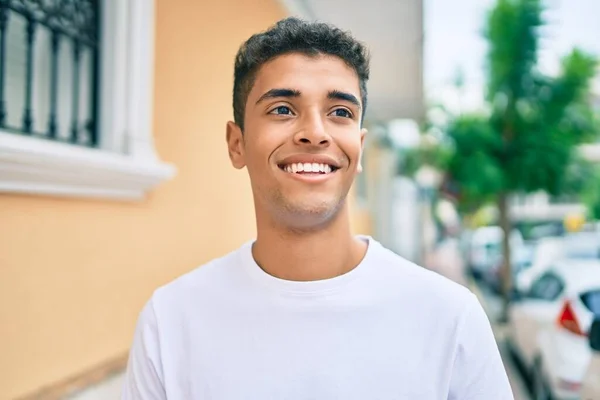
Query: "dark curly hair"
233 17 370 130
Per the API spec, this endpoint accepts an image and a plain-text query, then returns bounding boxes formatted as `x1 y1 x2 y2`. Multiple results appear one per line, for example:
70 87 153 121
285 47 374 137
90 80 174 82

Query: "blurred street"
425 239 532 400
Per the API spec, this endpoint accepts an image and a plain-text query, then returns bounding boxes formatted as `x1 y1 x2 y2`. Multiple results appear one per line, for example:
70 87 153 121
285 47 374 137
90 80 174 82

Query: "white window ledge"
0 131 175 200
0 0 176 201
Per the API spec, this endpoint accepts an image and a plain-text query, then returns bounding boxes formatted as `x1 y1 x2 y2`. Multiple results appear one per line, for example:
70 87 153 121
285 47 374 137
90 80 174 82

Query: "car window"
529 272 564 301
563 234 600 259
581 291 600 317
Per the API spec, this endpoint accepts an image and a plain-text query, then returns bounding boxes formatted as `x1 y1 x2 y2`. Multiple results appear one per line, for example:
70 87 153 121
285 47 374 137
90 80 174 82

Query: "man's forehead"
249 53 361 100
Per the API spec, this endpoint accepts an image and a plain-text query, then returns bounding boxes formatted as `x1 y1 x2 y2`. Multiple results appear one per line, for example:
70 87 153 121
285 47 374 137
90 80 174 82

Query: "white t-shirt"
122 237 513 400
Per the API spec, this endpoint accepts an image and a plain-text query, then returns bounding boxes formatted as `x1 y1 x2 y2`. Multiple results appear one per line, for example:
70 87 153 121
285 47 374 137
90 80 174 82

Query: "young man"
123 17 514 399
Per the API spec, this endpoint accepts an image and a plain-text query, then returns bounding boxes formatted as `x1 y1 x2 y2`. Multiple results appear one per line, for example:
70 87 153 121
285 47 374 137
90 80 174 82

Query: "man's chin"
278 199 345 227
287 198 339 214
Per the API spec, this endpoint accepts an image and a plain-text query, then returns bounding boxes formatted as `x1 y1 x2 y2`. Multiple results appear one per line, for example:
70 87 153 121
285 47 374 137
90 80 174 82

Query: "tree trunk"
498 192 512 323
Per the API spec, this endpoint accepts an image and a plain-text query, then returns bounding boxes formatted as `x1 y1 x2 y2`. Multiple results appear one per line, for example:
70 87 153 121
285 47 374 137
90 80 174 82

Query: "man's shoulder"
369 241 475 311
152 243 248 304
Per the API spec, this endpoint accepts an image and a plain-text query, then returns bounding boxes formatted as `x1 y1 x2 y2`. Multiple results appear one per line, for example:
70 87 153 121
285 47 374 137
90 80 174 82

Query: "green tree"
441 0 598 320
581 167 600 220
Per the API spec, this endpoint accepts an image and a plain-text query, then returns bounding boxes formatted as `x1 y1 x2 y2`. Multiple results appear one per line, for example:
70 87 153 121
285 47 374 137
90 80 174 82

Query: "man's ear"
226 121 246 169
357 128 367 173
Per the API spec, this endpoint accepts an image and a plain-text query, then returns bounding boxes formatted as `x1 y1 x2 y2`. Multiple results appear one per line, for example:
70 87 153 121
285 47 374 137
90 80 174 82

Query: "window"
529 272 564 301
581 291 600 317
563 233 600 259
0 0 175 201
2 0 100 147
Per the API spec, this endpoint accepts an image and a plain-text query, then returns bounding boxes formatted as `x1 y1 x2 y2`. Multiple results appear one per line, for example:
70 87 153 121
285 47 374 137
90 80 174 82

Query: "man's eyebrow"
255 88 301 104
328 90 361 109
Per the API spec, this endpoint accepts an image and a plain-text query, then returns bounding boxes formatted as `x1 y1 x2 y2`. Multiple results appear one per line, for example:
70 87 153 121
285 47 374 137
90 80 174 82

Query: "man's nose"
293 112 330 147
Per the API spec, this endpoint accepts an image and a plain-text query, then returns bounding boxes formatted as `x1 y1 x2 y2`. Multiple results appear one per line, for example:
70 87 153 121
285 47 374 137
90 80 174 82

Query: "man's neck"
251 206 368 282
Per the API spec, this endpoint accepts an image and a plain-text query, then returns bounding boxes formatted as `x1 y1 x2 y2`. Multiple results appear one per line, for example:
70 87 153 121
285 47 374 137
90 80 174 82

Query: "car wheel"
531 359 552 400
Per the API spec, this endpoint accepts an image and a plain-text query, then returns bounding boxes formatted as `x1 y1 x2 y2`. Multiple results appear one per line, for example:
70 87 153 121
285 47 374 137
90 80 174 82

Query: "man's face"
227 53 366 228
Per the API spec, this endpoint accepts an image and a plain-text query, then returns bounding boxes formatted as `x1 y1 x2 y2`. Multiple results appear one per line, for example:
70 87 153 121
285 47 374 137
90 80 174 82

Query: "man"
123 17 513 399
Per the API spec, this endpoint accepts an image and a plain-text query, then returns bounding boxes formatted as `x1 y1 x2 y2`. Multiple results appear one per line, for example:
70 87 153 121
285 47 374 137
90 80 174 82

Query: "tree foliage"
403 0 599 320
581 167 600 220
441 0 598 208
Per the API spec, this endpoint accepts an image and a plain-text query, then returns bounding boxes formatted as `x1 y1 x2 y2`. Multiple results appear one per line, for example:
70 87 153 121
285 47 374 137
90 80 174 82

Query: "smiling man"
122 18 513 400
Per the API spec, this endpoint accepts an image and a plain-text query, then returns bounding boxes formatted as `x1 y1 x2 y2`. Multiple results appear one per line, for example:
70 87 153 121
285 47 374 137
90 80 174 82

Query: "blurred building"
0 0 424 398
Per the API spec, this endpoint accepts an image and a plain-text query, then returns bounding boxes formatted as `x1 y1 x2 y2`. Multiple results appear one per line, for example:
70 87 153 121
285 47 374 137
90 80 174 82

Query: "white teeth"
282 162 335 174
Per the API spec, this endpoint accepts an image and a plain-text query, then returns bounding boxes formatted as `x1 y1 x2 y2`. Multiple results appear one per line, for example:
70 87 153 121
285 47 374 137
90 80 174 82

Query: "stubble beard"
264 188 349 233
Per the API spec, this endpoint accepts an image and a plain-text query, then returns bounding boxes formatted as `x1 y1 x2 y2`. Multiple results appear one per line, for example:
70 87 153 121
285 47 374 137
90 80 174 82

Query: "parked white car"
507 259 600 400
515 232 600 295
581 319 600 400
515 236 565 294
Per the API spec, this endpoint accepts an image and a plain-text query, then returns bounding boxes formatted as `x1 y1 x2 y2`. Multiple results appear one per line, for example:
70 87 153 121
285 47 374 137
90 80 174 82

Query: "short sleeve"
448 293 514 400
121 298 167 400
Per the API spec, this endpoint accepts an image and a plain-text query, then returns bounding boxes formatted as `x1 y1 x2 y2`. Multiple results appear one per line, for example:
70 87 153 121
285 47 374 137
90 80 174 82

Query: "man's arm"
122 298 167 400
448 293 514 400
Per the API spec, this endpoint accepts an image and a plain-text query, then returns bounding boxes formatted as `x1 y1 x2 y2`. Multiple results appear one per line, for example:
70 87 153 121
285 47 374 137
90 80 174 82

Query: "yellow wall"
0 0 286 398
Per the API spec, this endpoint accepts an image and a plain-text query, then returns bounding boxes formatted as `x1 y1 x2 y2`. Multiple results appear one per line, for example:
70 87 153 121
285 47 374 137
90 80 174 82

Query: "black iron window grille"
0 0 100 147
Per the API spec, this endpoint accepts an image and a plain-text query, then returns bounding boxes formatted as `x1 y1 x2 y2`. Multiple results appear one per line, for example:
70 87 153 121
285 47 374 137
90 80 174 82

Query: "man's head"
226 17 370 231
232 17 370 131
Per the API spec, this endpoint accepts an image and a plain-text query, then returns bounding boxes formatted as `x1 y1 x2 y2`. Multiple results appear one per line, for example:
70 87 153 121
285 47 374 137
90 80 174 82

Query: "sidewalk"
424 239 531 400
67 374 123 400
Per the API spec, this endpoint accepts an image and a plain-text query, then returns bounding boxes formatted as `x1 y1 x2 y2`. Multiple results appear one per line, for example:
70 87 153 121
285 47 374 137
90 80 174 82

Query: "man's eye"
331 108 352 118
270 106 293 115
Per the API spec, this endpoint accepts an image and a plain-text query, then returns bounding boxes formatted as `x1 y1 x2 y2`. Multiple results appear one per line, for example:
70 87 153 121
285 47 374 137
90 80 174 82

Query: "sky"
424 0 600 113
